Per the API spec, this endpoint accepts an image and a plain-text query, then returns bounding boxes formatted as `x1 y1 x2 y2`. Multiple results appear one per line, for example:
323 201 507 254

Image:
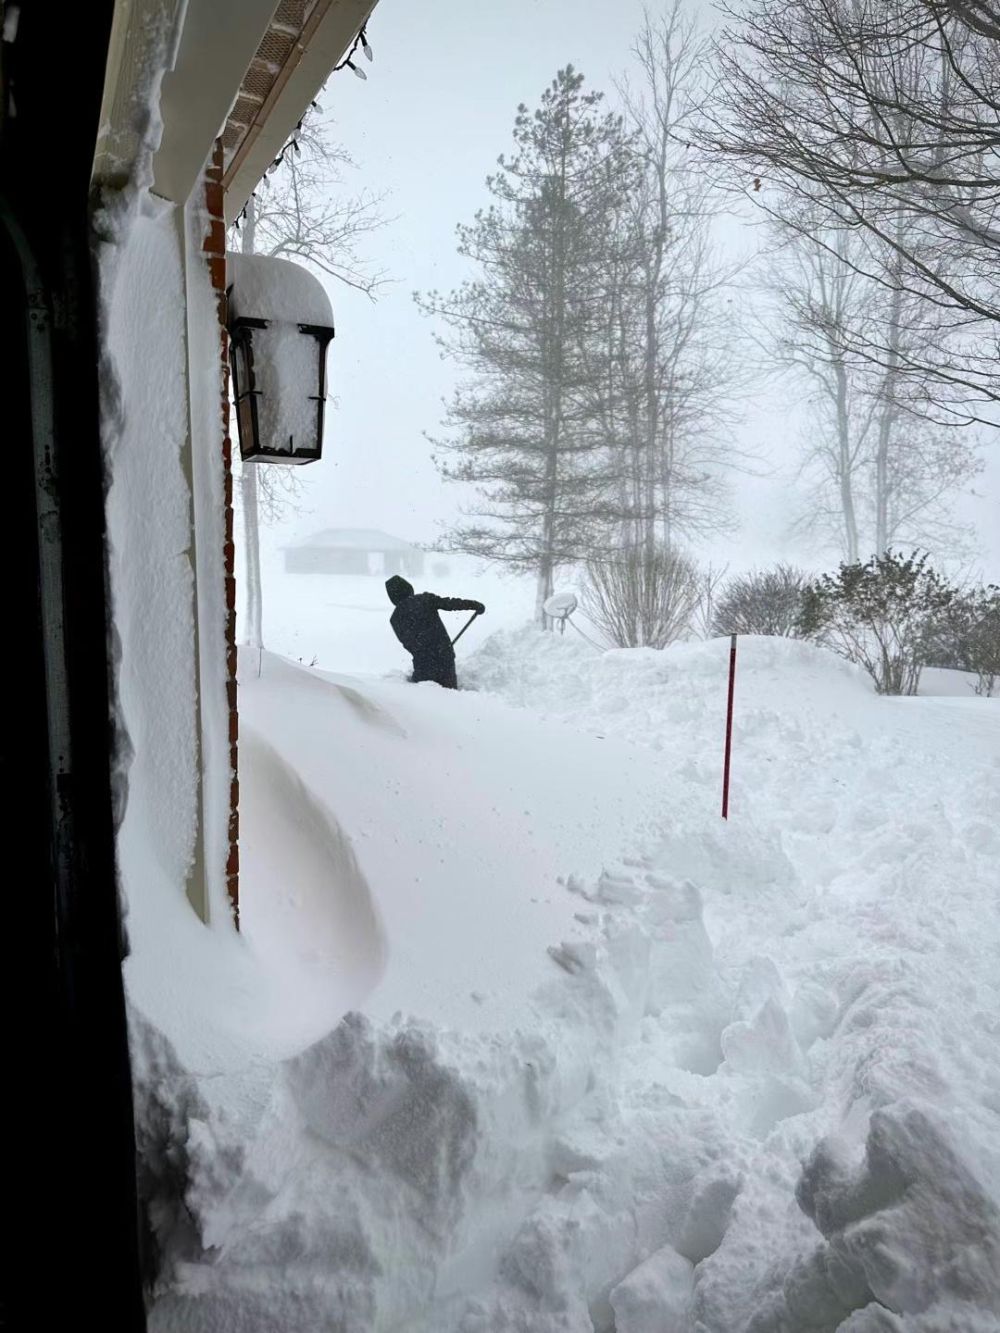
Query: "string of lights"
233 23 373 230
334 24 373 79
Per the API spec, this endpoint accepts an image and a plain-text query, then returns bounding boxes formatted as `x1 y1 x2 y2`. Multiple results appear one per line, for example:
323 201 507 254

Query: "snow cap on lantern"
226 252 335 465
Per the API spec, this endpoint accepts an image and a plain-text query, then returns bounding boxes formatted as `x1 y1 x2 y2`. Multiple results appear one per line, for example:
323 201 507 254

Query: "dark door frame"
1 2 146 1326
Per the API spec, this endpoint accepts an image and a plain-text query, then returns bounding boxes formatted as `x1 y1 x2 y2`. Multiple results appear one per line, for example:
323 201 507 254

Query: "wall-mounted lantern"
226 253 335 465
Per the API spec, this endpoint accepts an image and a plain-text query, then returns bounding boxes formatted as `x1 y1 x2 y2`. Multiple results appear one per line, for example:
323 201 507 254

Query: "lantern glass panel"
237 392 257 453
253 324 322 456
231 336 250 397
229 333 258 460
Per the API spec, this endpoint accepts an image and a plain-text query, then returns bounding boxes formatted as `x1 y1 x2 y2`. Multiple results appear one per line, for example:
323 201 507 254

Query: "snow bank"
136 632 1000 1331
465 625 874 734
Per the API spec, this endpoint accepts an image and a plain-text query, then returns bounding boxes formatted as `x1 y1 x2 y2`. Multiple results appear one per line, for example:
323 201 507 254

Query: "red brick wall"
204 138 240 928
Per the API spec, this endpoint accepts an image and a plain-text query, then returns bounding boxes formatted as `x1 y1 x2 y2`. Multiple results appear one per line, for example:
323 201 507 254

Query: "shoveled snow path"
240 650 674 1038
461 632 1000 1331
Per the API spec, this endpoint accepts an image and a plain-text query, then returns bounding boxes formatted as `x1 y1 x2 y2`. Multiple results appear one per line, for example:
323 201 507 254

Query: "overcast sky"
261 0 1000 581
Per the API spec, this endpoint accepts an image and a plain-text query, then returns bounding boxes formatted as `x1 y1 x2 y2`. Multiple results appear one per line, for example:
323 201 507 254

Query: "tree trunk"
874 387 895 556
536 134 569 631
833 357 860 562
535 557 554 626
537 387 559 629
875 250 905 555
643 253 660 562
240 199 264 649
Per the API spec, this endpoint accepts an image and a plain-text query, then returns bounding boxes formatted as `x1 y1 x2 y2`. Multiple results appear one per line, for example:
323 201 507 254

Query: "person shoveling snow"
385 575 485 688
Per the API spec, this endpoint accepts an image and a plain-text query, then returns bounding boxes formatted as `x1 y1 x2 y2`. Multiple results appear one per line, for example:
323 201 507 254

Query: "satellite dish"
543 591 578 629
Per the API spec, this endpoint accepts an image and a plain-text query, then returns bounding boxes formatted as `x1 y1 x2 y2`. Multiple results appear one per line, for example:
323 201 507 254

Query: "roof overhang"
152 0 283 205
94 0 378 215
93 0 282 197
220 0 377 224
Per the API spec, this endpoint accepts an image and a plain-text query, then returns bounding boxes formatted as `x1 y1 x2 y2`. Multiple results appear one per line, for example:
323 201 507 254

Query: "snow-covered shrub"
798 551 957 695
584 544 700 648
712 564 809 638
927 583 1000 697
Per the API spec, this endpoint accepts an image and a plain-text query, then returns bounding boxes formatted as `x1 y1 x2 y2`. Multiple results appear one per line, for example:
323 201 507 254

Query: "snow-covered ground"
132 609 1000 1332
246 550 991 697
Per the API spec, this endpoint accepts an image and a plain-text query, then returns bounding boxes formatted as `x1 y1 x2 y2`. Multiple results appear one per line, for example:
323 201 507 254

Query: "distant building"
283 528 425 577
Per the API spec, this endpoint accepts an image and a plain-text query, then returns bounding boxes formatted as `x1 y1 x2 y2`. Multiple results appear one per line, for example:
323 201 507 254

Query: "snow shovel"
451 610 481 647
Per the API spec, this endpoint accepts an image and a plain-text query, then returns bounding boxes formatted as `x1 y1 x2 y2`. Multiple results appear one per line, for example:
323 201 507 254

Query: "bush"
797 551 958 695
713 565 809 637
965 590 1000 697
928 585 1000 697
584 544 701 649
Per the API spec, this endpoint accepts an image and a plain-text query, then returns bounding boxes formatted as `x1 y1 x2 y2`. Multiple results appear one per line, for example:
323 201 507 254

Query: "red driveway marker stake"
722 633 737 819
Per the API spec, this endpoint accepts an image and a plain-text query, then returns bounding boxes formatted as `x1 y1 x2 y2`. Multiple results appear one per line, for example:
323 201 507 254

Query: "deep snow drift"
132 631 1000 1332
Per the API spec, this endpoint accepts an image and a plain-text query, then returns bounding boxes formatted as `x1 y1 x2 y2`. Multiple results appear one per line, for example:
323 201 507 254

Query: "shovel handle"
450 610 480 647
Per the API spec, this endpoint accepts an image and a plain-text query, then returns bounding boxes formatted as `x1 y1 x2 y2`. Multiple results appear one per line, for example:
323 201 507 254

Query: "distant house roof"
285 528 418 551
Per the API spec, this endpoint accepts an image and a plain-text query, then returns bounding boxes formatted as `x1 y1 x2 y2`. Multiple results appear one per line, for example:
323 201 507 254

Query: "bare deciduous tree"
598 4 744 554
759 224 982 562
248 119 389 296
705 0 1000 416
691 561 730 639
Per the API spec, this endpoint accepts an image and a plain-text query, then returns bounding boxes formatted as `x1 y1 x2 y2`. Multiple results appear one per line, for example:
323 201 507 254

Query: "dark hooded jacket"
385 575 484 687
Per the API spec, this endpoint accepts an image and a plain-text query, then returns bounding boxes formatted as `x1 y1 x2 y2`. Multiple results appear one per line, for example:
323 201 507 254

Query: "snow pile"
465 624 873 740
464 629 1000 1331
136 633 1000 1332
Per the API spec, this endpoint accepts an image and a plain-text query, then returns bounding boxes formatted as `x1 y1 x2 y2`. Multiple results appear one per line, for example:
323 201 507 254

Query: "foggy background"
240 0 1000 667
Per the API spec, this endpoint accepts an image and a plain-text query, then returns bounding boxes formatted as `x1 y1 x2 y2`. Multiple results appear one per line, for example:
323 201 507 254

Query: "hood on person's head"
385 575 414 606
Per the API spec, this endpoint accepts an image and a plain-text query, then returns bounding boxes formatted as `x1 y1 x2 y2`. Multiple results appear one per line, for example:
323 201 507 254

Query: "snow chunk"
609 1245 694 1332
796 1100 1000 1317
285 1014 478 1235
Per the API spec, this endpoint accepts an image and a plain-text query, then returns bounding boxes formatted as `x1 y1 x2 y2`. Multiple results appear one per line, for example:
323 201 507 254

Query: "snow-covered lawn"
133 623 1000 1332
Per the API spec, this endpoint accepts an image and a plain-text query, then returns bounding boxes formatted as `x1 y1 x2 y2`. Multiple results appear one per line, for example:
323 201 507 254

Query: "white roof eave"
222 0 379 225
150 0 283 206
